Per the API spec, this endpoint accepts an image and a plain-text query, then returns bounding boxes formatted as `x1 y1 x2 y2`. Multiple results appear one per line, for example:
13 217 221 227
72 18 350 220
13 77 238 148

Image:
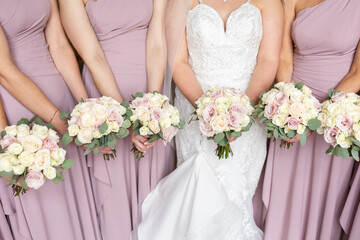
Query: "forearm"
246 60 278 102
49 44 88 102
335 70 360 93
276 59 293 83
146 43 166 93
173 62 203 105
0 99 7 130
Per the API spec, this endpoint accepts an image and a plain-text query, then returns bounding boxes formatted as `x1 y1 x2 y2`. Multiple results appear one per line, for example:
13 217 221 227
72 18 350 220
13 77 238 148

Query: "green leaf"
259 91 266 100
84 147 92 155
93 148 100 155
242 124 251 132
307 119 321 131
287 130 296 138
339 147 350 159
132 120 139 130
214 133 225 144
231 131 242 138
60 112 69 120
20 178 28 190
148 135 160 143
260 118 267 124
126 109 133 118
134 92 144 98
121 119 131 129
218 137 228 147
0 171 12 178
107 137 117 148
328 88 336 98
99 123 108 135
17 118 30 126
300 133 306 146
134 129 140 135
267 132 273 138
250 100 255 107
326 146 334 155
61 159 74 169
53 177 61 184
295 82 304 90
273 129 279 139
333 145 341 156
1 131 6 138
120 101 130 108
258 111 265 118
61 134 73 146
347 136 360 147
351 146 359 161
179 119 186 128
45 123 55 129
75 137 83 146
33 117 44 125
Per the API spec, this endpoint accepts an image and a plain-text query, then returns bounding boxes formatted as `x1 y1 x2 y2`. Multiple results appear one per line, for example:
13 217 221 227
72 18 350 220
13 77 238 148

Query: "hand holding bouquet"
254 82 321 148
317 89 360 160
194 87 254 159
0 116 73 196
129 92 185 160
61 97 132 160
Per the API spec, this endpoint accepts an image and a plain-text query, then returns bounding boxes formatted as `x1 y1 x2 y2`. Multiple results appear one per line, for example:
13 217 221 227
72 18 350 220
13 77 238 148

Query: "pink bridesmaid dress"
0 0 101 239
83 0 175 239
261 0 360 239
0 200 12 240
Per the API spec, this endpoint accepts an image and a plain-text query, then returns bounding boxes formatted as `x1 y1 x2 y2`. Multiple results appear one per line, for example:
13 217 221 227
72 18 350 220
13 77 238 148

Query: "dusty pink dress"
260 0 360 239
0 0 101 239
83 0 175 239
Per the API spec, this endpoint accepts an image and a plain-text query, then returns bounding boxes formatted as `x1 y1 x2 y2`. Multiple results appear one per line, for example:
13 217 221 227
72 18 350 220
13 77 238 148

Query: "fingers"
99 146 113 154
229 136 237 143
131 134 148 152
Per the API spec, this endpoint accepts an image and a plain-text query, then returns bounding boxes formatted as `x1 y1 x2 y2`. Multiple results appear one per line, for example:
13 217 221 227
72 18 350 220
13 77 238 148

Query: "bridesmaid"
0 0 101 239
260 0 360 239
59 0 175 239
0 98 13 240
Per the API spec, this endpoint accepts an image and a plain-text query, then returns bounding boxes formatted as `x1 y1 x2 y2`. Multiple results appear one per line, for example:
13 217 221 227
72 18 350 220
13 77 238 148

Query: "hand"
229 135 237 143
81 145 114 154
2 175 22 187
130 128 157 153
286 130 312 143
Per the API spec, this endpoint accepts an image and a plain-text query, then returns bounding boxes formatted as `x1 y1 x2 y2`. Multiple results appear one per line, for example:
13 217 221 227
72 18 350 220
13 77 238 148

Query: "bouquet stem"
131 145 144 161
12 185 27 197
215 144 233 159
103 149 117 161
279 139 293 149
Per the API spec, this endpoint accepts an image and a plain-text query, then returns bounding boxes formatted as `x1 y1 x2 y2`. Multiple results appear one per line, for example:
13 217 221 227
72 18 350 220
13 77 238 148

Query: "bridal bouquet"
129 92 185 160
194 87 254 159
317 89 360 160
61 97 132 160
254 82 321 148
0 116 73 196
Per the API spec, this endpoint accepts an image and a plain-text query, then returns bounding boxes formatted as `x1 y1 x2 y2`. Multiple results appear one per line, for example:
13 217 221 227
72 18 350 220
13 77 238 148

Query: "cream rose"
77 128 94 144
170 114 180 125
12 165 25 175
17 124 30 138
93 131 102 139
43 167 57 180
68 124 80 137
47 129 60 143
108 121 120 133
159 117 171 130
5 125 17 137
22 135 43 153
33 149 51 170
8 143 23 155
297 124 306 134
149 94 164 107
93 104 108 122
51 148 66 166
18 151 35 167
326 116 336 128
262 89 278 104
327 103 342 117
290 89 304 103
278 103 290 116
136 106 151 122
139 126 150 136
354 131 360 141
290 102 305 117
211 115 228 133
148 120 161 134
272 115 287 127
301 85 312 96
78 102 93 113
336 133 352 149
32 124 49 140
81 112 97 128
0 154 13 172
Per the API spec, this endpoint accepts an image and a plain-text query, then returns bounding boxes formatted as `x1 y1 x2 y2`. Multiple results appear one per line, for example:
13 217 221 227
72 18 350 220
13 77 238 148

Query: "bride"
134 0 283 239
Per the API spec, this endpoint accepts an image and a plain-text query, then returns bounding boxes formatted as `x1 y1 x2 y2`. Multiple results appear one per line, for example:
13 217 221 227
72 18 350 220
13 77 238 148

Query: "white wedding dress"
134 1 267 239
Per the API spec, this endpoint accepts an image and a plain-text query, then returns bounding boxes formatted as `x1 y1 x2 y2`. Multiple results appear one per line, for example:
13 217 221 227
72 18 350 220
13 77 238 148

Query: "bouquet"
61 96 132 160
254 82 321 148
193 87 254 159
317 89 360 160
129 92 185 160
0 116 73 196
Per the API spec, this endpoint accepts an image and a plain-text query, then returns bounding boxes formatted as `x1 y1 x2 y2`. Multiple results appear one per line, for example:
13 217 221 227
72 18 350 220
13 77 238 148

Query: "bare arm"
45 0 88 102
246 0 284 102
336 41 360 93
0 25 67 135
0 98 7 130
146 0 167 93
172 31 203 105
59 0 123 102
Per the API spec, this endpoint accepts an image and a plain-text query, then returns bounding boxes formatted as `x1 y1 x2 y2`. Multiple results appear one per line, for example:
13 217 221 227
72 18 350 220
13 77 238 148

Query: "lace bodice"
186 1 262 91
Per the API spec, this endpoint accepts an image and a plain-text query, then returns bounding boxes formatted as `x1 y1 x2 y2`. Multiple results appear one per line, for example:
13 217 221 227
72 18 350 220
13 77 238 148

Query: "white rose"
8 143 23 155
149 94 164 107
170 114 180 125
81 112 97 128
51 148 66 166
33 149 51 170
130 115 137 122
43 167 57 180
211 115 228 133
230 96 241 104
216 104 228 114
47 129 60 143
346 93 359 103
336 133 352 149
354 131 360 141
274 82 286 90
159 118 172 130
272 114 287 127
77 128 94 144
278 103 290 116
93 104 108 122
301 113 312 126
22 135 43 153
301 85 312 96
290 89 304 103
0 153 14 172
8 154 19 165
17 124 30 137
13 165 26 175
108 122 120 133
317 127 325 134
142 121 149 127
32 124 49 140
290 102 305 117
5 125 17 137
139 126 150 136
93 131 102 139
318 112 327 126
118 105 127 115
135 106 151 122
297 124 306 134
148 120 161 134
327 103 342 117
18 151 35 167
284 125 291 134
326 116 336 128
239 115 251 127
262 89 278 104
78 102 93 113
353 124 360 132
68 124 80 137
303 97 315 109
202 97 212 105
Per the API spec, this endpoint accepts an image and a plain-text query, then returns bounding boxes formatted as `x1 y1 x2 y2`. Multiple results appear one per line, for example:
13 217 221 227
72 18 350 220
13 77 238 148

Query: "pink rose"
199 118 215 137
274 91 289 106
229 103 247 117
324 127 339 146
93 122 102 131
227 111 242 130
42 138 58 150
162 100 170 109
151 107 163 121
202 103 217 122
209 89 223 99
1 135 17 148
108 105 122 121
264 103 278 119
25 171 45 190
162 126 178 143
131 97 149 108
331 92 346 103
68 117 82 127
286 117 301 130
336 115 354 133
231 88 245 97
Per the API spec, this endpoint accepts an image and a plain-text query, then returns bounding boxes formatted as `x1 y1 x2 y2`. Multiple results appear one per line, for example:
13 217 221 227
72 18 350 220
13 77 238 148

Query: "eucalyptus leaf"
20 178 28 190
84 147 92 155
93 148 100 155
121 101 130 108
351 146 359 161
347 136 360 147
45 123 55 129
53 177 61 184
17 118 30 126
121 119 131 129
75 137 83 146
134 92 144 98
300 133 306 146
260 118 267 124
60 112 70 120
295 82 304 90
214 133 225 144
218 137 228 147
61 134 73 146
287 130 296 138
0 171 12 178
132 120 139 130
339 147 350 159
308 119 321 130
328 88 336 98
1 131 6 138
273 129 279 139
99 123 108 135
231 131 242 138
61 159 74 170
